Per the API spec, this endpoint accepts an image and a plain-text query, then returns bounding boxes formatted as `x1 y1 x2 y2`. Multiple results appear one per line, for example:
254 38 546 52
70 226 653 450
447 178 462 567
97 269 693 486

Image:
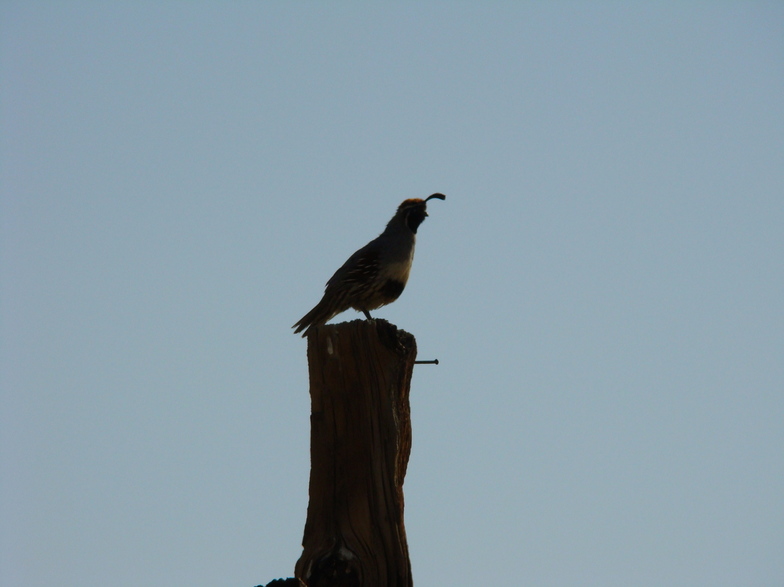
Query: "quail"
293 193 446 337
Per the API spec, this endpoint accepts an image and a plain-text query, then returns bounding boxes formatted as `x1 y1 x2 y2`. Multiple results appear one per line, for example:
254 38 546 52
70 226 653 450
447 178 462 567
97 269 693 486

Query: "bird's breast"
382 242 415 284
382 258 412 285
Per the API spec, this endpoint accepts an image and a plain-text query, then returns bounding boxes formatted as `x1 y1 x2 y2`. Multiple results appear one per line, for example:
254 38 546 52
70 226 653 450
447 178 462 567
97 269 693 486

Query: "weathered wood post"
294 319 417 587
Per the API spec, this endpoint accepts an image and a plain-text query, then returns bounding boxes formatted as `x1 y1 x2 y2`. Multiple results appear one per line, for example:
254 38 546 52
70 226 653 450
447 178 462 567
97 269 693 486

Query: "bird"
293 193 446 337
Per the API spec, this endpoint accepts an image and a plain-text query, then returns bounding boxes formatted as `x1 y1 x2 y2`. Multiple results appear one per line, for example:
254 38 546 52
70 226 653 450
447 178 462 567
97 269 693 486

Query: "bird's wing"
325 242 380 291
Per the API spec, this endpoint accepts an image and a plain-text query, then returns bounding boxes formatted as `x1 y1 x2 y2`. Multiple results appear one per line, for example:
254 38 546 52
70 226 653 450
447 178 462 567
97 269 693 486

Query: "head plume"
394 193 446 233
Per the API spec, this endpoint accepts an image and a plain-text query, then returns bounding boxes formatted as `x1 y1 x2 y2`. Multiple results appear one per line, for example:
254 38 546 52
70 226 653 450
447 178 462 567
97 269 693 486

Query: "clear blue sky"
2 3 783 586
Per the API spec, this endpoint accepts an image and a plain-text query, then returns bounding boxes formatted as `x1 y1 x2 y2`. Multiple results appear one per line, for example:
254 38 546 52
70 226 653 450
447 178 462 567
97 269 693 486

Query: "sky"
2 2 783 586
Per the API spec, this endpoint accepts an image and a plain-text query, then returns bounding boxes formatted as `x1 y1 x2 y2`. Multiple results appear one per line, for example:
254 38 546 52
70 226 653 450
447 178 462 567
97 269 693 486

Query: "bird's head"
395 193 446 233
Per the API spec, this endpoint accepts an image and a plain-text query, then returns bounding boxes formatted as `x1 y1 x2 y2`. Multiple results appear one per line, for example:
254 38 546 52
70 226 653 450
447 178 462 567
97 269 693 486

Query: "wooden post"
294 319 417 587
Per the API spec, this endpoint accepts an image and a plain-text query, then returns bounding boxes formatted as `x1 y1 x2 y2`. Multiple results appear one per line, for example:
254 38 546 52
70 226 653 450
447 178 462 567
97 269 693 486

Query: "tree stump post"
294 319 417 587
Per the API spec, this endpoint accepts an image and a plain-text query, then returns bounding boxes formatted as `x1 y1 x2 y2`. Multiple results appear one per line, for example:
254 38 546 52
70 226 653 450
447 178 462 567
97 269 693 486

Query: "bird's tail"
292 295 343 337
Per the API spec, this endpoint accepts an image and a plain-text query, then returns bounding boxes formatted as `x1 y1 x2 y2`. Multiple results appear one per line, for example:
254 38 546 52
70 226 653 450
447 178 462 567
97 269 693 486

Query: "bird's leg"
363 310 373 321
